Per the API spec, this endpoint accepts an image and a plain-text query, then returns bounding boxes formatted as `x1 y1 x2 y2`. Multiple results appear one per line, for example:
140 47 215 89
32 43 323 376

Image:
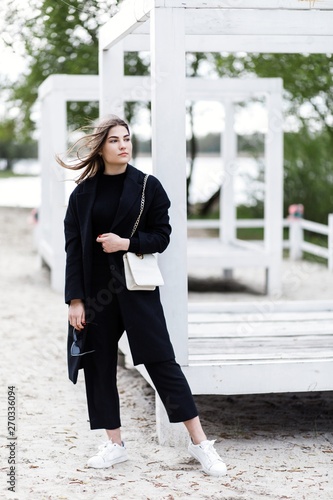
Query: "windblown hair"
56 115 130 183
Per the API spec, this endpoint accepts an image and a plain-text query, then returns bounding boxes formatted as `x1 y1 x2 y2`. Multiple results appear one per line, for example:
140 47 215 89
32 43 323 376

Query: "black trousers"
82 290 198 430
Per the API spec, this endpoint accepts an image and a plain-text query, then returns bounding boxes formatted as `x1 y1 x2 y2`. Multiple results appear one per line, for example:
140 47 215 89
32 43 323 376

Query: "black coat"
64 164 175 382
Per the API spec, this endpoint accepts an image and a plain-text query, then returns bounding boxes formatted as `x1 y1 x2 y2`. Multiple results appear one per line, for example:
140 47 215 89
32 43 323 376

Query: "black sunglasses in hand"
70 326 96 357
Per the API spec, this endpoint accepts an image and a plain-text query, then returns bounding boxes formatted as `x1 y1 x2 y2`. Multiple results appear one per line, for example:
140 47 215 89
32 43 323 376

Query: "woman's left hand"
96 233 130 253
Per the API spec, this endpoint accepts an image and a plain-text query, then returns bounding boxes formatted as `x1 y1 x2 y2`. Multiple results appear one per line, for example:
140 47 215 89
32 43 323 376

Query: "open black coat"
64 164 175 380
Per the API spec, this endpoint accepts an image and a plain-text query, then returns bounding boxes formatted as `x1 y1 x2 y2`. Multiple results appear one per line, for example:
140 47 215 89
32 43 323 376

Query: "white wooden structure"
186 77 283 295
38 72 284 295
38 75 99 291
98 0 333 445
37 1 333 445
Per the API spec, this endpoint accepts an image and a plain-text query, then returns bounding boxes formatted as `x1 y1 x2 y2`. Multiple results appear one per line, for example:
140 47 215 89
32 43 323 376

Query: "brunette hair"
56 115 130 183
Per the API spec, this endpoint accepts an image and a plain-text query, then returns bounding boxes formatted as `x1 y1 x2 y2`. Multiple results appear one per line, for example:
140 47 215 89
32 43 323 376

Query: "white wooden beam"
184 34 333 54
99 0 156 50
99 41 124 117
264 91 284 296
164 0 333 9
150 6 188 366
38 75 99 101
221 100 237 245
183 360 333 395
185 9 333 36
120 76 283 103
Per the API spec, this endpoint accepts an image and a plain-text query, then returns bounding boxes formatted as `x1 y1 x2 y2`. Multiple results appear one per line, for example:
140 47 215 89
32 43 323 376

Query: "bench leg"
155 393 189 447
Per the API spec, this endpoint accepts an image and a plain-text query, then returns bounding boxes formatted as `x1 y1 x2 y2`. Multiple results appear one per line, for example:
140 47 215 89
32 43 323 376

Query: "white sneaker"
87 440 128 469
188 439 227 477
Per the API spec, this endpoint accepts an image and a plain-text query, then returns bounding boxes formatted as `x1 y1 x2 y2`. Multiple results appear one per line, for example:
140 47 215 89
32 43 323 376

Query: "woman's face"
100 125 132 170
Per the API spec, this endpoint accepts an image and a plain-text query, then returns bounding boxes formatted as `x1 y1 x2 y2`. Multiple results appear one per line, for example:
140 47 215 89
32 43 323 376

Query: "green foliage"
4 0 149 139
284 128 333 223
0 118 37 170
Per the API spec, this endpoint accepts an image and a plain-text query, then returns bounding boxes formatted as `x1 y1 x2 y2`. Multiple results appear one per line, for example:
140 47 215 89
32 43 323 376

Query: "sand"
0 206 332 500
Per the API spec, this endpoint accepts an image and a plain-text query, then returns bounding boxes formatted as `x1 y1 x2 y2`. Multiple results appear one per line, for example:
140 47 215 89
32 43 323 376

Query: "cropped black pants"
82 290 198 430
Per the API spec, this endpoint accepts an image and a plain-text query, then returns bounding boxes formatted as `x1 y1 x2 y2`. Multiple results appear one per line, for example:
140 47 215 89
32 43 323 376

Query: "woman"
58 115 227 477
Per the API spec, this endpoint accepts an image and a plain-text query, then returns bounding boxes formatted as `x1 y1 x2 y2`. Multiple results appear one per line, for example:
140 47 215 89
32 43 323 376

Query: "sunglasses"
70 327 96 357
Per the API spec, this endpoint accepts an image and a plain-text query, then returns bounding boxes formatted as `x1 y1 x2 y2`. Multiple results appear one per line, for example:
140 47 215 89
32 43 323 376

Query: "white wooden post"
99 41 124 118
328 213 333 272
150 5 189 445
150 6 188 365
221 99 237 244
264 89 283 295
155 394 189 448
221 99 237 279
289 218 303 261
39 89 67 292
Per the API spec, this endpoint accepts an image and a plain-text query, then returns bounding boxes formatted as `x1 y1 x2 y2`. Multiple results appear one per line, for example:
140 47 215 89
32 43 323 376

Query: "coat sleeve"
64 190 85 304
128 176 172 255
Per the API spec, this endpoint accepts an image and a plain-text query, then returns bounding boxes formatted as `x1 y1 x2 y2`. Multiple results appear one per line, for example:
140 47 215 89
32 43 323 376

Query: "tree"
203 52 333 222
0 119 16 170
284 127 333 223
0 118 37 171
3 0 149 139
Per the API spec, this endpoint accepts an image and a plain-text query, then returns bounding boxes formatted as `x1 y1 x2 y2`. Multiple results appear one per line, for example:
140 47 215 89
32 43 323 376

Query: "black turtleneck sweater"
91 170 141 283
92 171 127 279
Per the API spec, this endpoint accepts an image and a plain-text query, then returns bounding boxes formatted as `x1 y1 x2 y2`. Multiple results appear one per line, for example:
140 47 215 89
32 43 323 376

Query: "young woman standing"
59 115 227 477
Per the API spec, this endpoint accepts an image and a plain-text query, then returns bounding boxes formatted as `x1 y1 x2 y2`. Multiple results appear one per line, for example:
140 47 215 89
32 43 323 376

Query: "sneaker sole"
87 454 128 469
188 448 227 477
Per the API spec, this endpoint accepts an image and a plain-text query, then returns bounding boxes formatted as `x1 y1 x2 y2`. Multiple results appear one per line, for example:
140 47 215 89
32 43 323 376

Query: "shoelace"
96 441 112 456
201 440 223 465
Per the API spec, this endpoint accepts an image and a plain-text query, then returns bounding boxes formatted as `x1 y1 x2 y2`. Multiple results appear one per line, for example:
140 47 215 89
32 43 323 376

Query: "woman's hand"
96 233 130 253
69 299 86 330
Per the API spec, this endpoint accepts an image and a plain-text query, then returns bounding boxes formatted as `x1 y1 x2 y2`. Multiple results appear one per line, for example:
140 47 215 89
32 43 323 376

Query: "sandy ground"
0 206 332 500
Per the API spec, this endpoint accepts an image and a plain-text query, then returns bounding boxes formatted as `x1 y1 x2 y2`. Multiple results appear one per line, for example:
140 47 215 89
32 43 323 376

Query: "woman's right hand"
68 299 86 330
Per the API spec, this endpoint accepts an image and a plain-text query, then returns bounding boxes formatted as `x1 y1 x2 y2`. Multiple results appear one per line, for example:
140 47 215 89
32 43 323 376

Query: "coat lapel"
75 172 100 242
74 164 144 242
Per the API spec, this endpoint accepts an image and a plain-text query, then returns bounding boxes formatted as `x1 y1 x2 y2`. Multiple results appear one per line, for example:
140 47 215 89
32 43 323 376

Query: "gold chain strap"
130 174 149 238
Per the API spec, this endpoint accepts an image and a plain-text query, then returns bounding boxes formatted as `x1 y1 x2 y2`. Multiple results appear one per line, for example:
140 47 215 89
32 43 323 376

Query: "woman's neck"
103 164 127 176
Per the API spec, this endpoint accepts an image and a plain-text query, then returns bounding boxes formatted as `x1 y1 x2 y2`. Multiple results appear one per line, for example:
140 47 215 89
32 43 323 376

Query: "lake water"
0 156 261 208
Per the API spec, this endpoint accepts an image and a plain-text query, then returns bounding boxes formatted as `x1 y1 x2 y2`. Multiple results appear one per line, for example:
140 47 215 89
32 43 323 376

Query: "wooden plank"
99 0 154 50
185 9 333 36
182 360 333 395
188 311 333 323
189 336 333 352
302 219 329 235
189 321 333 337
188 300 333 313
301 241 329 259
38 75 99 100
189 352 333 362
184 34 333 53
187 238 269 268
164 1 333 10
129 23 333 53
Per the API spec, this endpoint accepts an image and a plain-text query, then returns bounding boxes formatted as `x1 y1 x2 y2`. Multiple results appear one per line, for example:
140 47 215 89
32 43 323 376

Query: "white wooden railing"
187 214 333 271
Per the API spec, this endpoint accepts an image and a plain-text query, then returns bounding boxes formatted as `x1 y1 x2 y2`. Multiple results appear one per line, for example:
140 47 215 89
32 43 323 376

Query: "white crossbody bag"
123 175 164 291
